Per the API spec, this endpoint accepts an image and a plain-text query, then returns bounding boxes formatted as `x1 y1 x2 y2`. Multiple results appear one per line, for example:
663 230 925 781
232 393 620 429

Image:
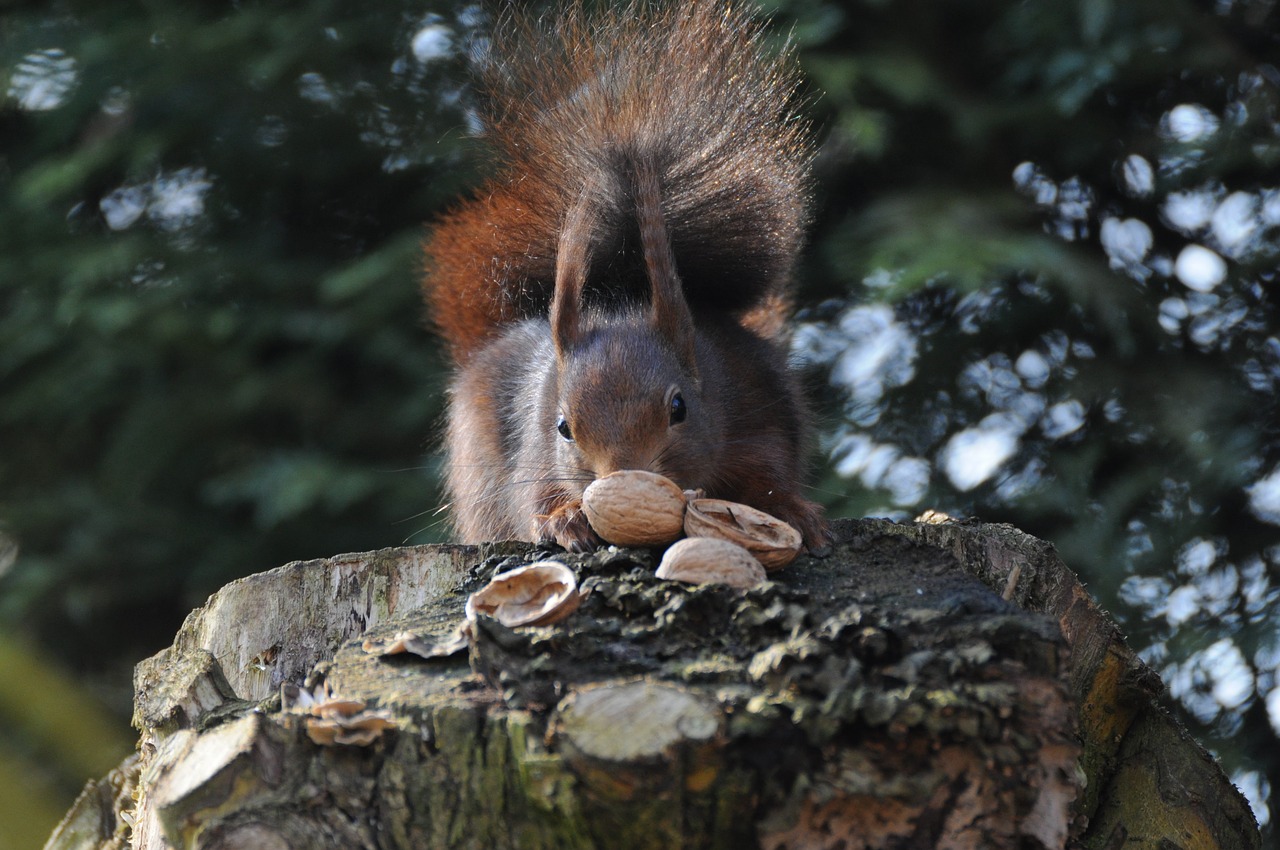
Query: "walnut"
655 537 767 589
582 470 687 546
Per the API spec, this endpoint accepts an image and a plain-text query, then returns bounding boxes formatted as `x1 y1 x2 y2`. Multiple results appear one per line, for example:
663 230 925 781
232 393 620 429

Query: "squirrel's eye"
669 392 687 425
556 415 574 442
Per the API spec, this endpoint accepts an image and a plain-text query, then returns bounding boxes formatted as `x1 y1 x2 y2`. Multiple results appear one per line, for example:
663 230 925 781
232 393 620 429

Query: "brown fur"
424 0 828 551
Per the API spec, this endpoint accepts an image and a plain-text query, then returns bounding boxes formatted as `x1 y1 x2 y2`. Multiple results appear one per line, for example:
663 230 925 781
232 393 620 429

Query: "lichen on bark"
45 519 1259 850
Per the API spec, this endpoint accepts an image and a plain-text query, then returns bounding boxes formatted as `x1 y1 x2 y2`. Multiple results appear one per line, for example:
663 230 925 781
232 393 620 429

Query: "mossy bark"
44 519 1259 850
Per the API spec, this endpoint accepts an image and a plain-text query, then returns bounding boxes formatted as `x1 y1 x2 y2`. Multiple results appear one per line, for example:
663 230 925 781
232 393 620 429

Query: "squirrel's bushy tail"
424 0 813 362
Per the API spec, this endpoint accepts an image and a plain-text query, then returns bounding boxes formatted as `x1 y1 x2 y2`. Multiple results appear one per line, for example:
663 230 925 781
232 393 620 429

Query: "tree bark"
44 519 1259 850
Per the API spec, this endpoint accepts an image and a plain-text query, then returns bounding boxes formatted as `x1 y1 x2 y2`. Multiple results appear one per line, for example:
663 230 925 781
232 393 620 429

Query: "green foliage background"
2 0 1277 846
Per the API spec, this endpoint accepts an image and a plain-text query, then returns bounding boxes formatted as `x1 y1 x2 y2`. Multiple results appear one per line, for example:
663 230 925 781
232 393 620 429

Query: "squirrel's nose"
596 451 653 479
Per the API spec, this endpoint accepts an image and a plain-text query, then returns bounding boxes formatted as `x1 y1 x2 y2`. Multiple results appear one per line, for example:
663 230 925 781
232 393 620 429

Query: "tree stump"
45 519 1259 850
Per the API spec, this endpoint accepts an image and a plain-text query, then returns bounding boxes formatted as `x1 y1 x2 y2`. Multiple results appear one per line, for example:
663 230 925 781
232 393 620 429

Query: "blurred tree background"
1 0 1277 847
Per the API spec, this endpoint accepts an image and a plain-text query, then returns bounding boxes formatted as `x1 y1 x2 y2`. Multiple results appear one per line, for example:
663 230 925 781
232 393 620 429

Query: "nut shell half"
582 470 687 546
683 499 802 571
656 538 767 589
465 561 580 627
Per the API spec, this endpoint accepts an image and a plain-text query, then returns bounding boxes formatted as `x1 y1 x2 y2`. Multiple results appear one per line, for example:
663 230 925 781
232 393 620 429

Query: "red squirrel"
423 0 829 553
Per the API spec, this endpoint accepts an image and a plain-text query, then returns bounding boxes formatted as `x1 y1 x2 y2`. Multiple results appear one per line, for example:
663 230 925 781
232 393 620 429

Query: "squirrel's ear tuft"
635 162 699 377
551 190 596 360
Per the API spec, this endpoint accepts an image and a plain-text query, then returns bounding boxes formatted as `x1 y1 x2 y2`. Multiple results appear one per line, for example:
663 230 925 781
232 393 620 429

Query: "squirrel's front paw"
773 497 832 557
535 503 602 553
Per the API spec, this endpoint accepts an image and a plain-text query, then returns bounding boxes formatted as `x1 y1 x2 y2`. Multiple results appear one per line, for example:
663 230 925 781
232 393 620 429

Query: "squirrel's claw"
772 496 832 558
535 503 602 553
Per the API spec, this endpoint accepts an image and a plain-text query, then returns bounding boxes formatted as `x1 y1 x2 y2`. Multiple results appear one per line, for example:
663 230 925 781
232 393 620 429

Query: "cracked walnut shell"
656 537 767 589
465 561 581 627
684 498 802 571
